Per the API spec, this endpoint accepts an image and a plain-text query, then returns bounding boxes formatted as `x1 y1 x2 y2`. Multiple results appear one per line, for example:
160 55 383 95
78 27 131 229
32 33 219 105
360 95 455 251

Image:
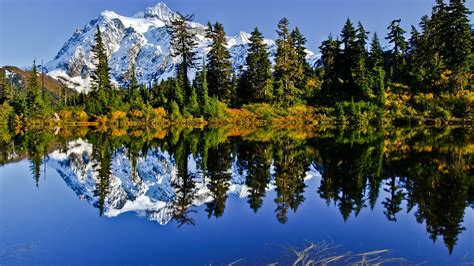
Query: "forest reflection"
0 125 472 253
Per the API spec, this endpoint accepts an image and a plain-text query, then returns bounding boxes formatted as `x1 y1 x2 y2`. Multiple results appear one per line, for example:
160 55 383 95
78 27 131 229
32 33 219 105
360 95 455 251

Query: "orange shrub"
153 107 167 118
74 111 89 122
110 111 127 120
225 108 257 122
131 130 143 137
287 105 316 118
111 129 126 137
58 110 72 120
130 110 144 118
153 130 167 139
96 115 108 124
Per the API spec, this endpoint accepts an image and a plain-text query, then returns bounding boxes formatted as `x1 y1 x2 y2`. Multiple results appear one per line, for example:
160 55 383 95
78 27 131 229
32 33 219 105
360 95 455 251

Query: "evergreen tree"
170 100 182 120
338 18 359 99
127 56 143 111
240 28 273 103
444 0 472 90
354 21 371 100
169 13 198 96
406 25 425 88
368 33 386 106
291 27 310 69
0 72 13 104
273 18 303 106
89 25 112 115
169 78 185 110
186 87 200 116
26 60 46 118
386 19 408 82
207 22 233 103
196 61 211 116
291 27 312 89
128 53 138 92
319 34 340 102
150 80 168 108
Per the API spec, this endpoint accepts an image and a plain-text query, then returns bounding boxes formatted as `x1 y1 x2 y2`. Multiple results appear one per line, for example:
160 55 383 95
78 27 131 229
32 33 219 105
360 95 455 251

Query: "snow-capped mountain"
47 139 320 225
43 2 319 93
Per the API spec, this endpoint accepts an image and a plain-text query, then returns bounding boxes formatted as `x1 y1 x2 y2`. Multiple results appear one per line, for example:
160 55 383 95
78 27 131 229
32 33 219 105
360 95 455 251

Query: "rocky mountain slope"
43 2 319 93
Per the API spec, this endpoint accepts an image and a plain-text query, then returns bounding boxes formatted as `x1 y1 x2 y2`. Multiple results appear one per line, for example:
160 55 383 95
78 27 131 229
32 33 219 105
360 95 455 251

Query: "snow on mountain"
47 139 319 225
44 2 320 93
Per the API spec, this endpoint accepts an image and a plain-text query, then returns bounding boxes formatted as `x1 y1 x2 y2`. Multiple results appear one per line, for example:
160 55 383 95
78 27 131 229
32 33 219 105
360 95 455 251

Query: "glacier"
43 2 320 93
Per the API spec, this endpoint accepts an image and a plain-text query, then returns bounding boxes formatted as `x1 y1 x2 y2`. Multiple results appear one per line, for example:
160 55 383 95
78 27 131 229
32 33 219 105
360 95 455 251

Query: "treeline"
0 0 472 125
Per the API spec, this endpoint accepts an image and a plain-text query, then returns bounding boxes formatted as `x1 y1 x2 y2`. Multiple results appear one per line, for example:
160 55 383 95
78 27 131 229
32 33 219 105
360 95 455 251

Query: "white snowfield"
47 139 321 225
43 2 320 93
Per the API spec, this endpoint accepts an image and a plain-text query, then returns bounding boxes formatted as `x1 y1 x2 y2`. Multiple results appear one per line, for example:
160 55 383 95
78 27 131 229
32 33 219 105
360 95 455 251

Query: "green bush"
207 97 226 119
0 102 13 124
243 103 278 120
170 101 182 120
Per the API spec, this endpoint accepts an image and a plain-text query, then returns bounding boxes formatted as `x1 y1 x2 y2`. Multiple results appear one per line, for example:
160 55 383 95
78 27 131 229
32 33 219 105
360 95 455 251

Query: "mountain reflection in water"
0 125 472 254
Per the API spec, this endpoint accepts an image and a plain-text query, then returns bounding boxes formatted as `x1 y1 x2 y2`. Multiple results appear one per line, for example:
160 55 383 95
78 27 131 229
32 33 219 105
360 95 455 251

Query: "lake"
0 125 472 265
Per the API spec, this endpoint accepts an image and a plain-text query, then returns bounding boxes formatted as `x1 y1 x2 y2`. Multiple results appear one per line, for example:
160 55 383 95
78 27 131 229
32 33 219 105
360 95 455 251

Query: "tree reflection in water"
1 125 472 253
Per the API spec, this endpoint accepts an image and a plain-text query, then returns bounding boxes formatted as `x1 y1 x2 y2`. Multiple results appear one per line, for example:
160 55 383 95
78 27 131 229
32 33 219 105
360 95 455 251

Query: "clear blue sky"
1 0 472 67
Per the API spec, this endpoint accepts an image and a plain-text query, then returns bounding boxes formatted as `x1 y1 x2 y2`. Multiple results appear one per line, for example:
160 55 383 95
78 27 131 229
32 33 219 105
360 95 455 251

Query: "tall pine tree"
197 61 211 116
206 22 233 103
319 34 340 103
240 27 273 103
291 27 312 88
169 13 198 97
444 0 472 91
386 19 408 82
273 18 303 106
26 60 46 118
89 25 112 115
354 21 371 100
368 33 386 106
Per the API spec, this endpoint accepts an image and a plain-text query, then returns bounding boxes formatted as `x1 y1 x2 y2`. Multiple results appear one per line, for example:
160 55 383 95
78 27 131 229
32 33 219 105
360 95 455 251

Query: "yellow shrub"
96 115 108 124
58 110 72 120
131 130 143 137
111 129 126 137
74 111 89 122
110 111 127 120
153 107 167 118
130 110 144 118
225 108 257 122
153 130 167 139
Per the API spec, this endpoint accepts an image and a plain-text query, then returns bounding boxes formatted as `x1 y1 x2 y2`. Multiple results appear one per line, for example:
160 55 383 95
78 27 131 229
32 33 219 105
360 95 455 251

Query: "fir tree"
186 87 200 117
291 27 312 87
0 72 13 104
127 55 143 111
169 13 198 96
337 18 359 100
386 19 408 82
206 22 233 103
444 0 472 90
406 25 426 88
273 18 303 106
89 25 112 115
197 61 211 116
240 27 273 103
368 33 386 106
26 60 46 118
354 21 371 100
319 34 340 102
169 78 185 110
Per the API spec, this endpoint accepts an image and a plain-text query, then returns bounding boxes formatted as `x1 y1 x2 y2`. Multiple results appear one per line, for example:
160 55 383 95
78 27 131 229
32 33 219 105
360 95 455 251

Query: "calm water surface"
0 126 473 265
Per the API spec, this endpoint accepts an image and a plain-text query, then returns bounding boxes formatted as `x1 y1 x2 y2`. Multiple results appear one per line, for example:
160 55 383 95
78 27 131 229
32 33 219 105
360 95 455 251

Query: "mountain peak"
133 2 176 22
227 31 251 46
